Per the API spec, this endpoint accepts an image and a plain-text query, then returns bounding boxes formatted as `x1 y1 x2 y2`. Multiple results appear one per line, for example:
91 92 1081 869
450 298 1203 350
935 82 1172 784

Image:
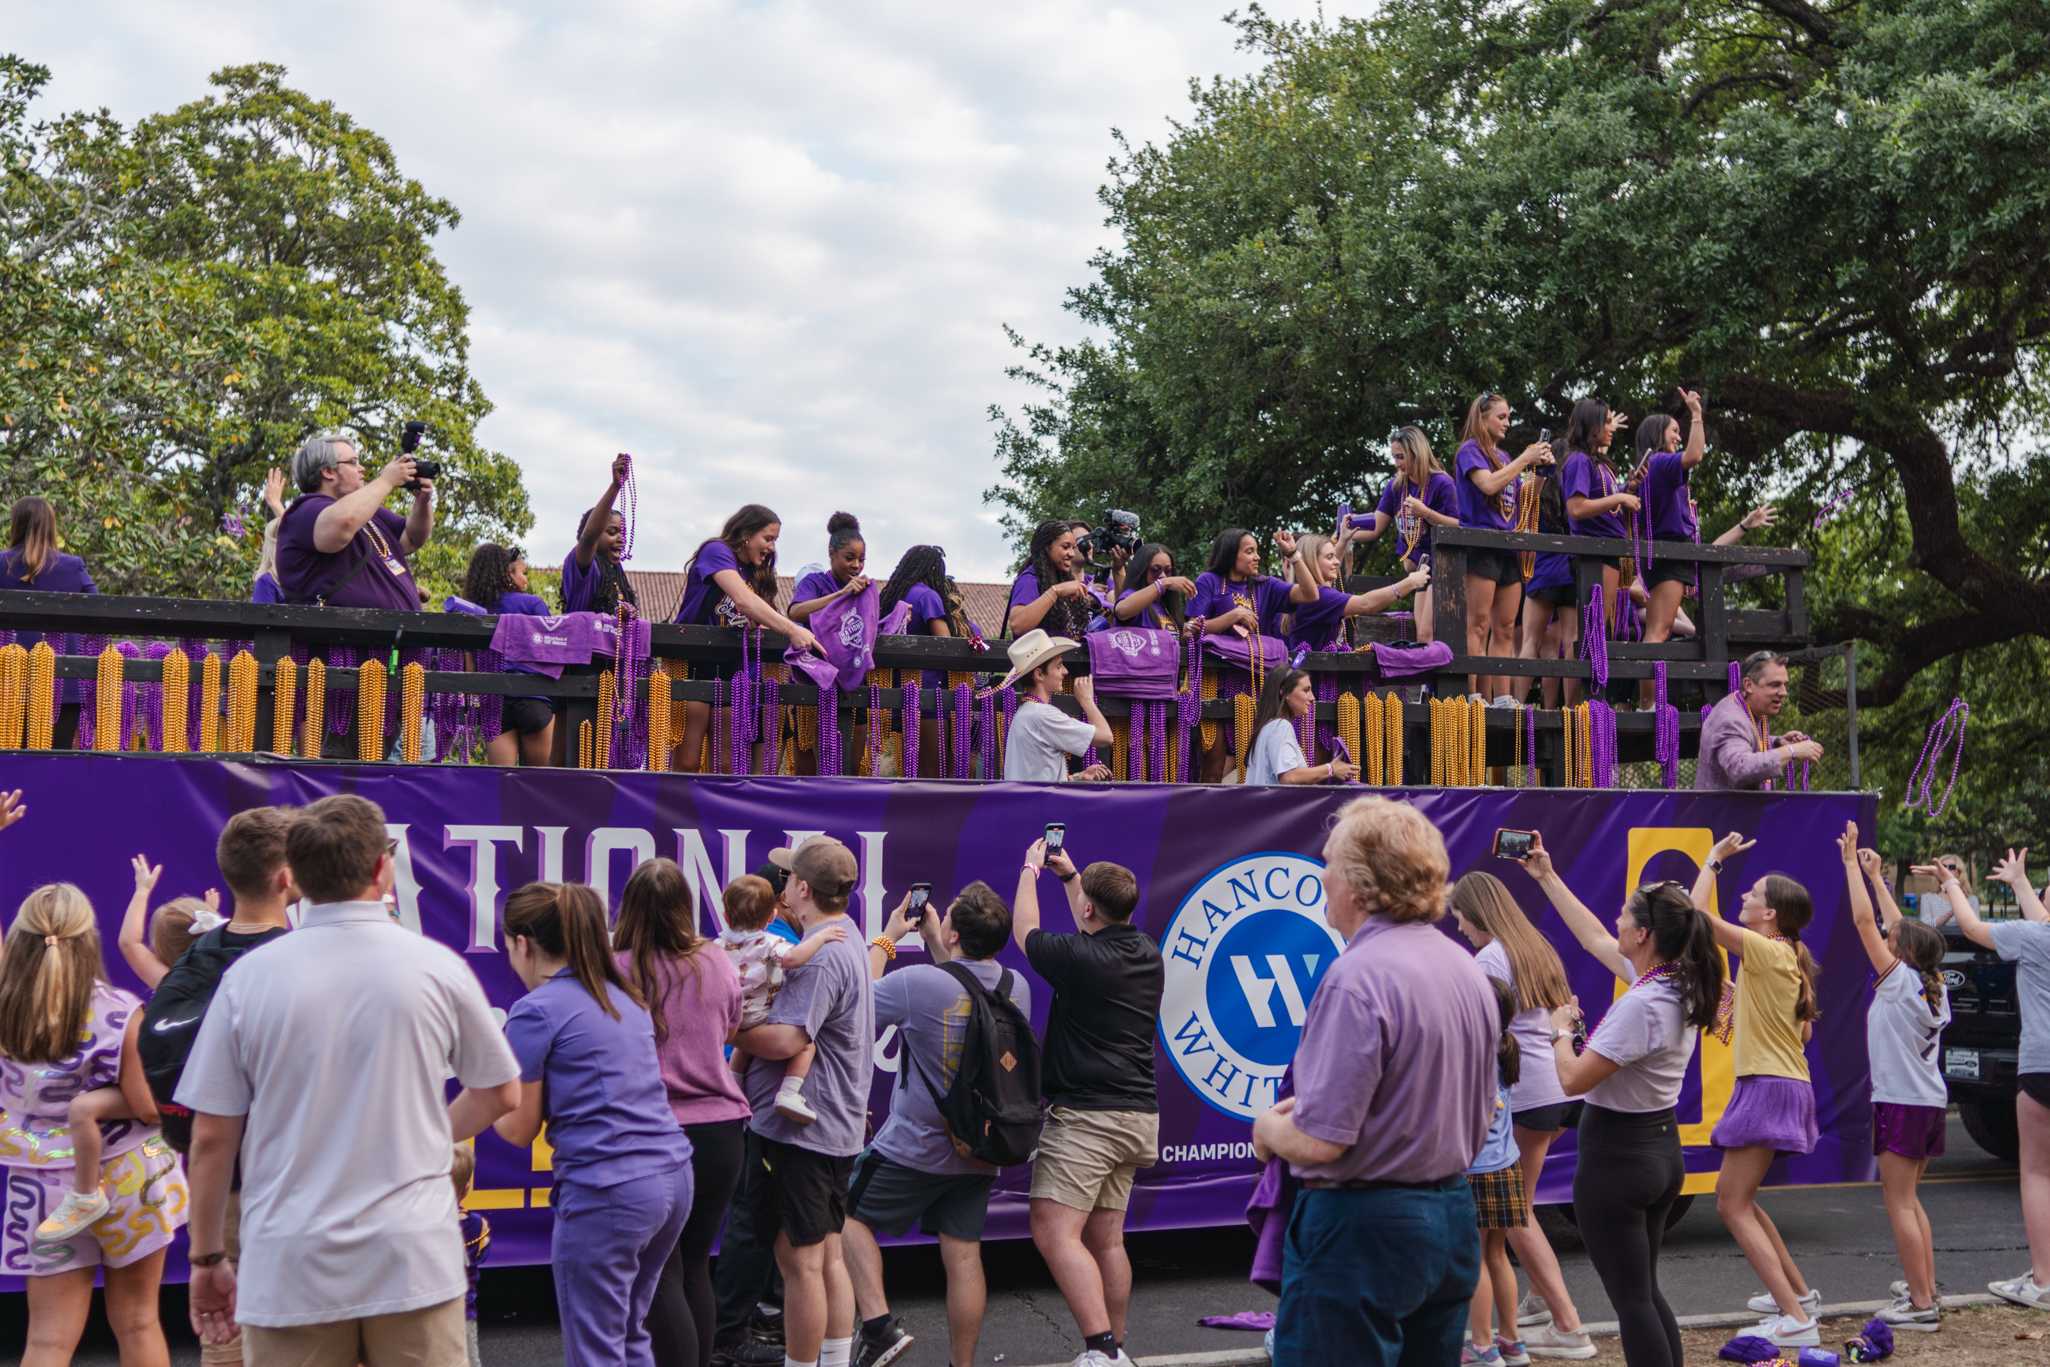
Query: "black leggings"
1573 1105 1685 1367
649 1118 747 1367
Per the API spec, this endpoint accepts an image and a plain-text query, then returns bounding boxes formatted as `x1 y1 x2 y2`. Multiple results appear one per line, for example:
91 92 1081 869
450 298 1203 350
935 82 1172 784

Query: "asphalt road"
23 1115 2033 1367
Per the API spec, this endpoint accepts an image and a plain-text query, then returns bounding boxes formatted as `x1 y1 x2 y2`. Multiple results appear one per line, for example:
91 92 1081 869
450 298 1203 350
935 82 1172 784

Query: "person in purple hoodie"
1 496 98 652
562 454 640 617
1350 427 1460 643
1558 398 1638 701
671 505 820 773
1452 395 1553 705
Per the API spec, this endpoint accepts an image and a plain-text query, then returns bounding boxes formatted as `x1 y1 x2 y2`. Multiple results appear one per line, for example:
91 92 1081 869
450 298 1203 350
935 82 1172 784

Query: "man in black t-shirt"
1013 839 1164 1367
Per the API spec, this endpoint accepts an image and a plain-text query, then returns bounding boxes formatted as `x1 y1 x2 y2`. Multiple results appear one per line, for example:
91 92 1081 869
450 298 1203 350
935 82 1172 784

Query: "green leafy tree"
1 57 528 598
989 0 2049 819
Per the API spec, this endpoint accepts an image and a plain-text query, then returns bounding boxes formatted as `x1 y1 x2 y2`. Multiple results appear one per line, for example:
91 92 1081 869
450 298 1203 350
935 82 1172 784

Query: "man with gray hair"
275 428 435 611
1696 650 1824 790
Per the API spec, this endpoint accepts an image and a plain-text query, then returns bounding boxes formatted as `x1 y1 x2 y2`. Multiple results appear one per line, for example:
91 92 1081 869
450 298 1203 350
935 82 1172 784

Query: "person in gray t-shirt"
841 882 1032 1367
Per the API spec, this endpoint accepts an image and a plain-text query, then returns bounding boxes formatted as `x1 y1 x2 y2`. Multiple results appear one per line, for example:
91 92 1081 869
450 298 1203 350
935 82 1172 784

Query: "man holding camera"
1014 839 1162 1367
276 427 435 611
841 881 1031 1367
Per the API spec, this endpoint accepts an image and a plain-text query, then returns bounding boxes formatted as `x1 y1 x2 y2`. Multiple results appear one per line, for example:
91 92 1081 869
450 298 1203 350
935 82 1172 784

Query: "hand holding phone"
1044 823 1066 855
1493 828 1537 861
907 882 932 925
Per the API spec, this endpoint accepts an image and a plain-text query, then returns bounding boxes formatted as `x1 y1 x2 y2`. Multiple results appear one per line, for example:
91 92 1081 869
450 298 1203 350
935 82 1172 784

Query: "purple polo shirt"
503 970 691 1188
276 495 419 611
1288 915 1496 1183
792 569 842 605
1284 586 1351 654
1374 471 1459 560
1190 572 1292 636
1 549 98 649
1561 451 1625 540
1454 440 1519 532
1641 450 1698 544
676 539 748 627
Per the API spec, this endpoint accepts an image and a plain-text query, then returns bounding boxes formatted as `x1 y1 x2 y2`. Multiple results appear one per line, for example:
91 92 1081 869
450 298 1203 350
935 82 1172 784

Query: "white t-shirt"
1476 940 1570 1113
1584 977 1698 1113
1245 718 1307 786
1003 697 1097 783
177 901 521 1327
1867 960 1950 1107
1988 920 2050 1075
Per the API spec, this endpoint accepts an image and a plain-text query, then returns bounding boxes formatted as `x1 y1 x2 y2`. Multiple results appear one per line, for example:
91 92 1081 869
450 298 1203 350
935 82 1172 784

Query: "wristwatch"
1708 858 1724 873
190 1251 228 1267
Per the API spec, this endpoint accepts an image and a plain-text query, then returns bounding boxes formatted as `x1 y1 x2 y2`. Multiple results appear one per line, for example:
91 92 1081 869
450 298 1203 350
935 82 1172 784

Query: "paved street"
26 1116 2032 1366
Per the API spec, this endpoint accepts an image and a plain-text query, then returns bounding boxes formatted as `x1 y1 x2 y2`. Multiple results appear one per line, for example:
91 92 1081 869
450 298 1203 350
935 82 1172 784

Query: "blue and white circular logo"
1158 851 1344 1120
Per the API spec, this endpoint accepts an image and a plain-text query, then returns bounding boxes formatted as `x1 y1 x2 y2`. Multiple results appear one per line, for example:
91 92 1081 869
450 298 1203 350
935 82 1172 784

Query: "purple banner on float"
0 755 1877 1282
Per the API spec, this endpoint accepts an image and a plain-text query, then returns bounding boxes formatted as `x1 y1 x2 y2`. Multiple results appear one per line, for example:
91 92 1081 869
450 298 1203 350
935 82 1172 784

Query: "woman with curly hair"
445 543 557 766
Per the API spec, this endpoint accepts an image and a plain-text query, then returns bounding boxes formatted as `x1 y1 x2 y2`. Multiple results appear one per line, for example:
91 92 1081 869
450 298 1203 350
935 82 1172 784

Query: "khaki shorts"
240 1295 466 1367
1029 1107 1160 1213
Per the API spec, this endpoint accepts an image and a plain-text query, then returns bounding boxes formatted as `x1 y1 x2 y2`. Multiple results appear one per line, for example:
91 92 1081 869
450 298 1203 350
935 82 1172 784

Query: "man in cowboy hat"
996 629 1114 783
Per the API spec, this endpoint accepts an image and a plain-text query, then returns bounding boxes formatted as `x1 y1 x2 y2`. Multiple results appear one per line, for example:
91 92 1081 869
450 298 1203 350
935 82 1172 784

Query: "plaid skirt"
1467 1165 1528 1230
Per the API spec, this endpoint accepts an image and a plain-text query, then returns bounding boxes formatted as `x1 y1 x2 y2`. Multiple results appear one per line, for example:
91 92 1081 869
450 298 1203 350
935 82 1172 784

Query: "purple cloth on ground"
1369 640 1453 678
809 581 880 690
1716 1335 1782 1363
1198 1311 1276 1332
1088 627 1181 700
1201 633 1286 671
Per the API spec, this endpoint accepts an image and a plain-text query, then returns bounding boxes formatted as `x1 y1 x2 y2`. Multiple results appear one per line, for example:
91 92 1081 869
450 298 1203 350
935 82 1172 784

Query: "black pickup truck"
1939 926 2021 1160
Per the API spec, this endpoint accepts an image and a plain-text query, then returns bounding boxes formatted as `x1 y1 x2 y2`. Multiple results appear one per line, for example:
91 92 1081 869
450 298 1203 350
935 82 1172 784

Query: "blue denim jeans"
1272 1180 1480 1367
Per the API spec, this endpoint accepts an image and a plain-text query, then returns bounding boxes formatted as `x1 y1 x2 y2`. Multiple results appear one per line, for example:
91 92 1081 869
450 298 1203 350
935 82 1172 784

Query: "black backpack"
905 961 1044 1167
138 927 277 1152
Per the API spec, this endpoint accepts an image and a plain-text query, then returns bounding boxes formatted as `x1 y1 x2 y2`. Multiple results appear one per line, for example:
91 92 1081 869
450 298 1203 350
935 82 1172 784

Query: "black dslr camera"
1078 508 1141 565
400 420 442 489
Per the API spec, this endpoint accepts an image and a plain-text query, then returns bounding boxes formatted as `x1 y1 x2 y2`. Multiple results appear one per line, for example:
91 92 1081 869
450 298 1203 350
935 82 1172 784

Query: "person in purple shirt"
1253 797 1496 1367
1349 427 1460 643
1558 398 1638 686
495 881 693 1367
1452 395 1553 705
1007 519 1098 643
562 453 640 617
1 496 98 653
878 544 963 776
275 429 433 611
671 504 821 773
1283 533 1430 655
248 468 288 604
1189 527 1314 781
1111 542 1197 633
1697 651 1824 790
444 544 557 767
1516 475 1580 710
788 513 872 625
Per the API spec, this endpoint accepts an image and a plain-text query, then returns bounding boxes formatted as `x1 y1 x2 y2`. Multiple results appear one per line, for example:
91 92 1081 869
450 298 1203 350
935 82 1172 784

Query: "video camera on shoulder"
1078 509 1141 565
400 420 442 490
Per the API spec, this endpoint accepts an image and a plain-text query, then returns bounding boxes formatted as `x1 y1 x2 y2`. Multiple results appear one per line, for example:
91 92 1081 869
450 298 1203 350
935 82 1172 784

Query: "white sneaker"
1521 1323 1596 1360
1744 1286 1821 1316
1753 1314 1820 1348
1113 1353 1135 1366
1515 1293 1553 1328
773 1087 817 1125
1069 1353 1116 1367
1876 1298 1941 1331
36 1187 110 1240
1989 1272 2050 1309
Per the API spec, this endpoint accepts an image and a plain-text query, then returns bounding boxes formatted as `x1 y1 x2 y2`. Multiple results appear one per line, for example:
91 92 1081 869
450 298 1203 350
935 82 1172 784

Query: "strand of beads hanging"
296 658 321 757
159 647 191 751
353 658 387 761
1653 660 1679 788
0 642 27 749
1384 690 1403 785
261 655 291 755
1512 702 1524 785
1903 697 1969 818
893 678 914 778
1581 584 1609 692
141 642 169 750
327 646 358 737
24 643 54 750
1525 701 1539 789
115 642 142 751
1578 703 1596 788
1233 692 1256 783
646 667 673 771
763 657 786 775
950 680 971 779
1561 701 1577 788
596 670 617 769
222 651 256 752
1199 658 1220 753
817 676 841 776
1515 473 1541 580
92 646 124 752
1470 694 1487 784
612 601 639 769
400 662 426 764
1589 699 1618 788
617 453 639 561
1150 699 1168 783
1342 692 1368 783
578 719 594 769
866 671 886 776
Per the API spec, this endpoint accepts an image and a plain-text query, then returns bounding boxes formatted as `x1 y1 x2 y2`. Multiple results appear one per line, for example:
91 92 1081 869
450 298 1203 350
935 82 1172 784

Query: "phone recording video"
1044 823 1066 854
907 882 932 925
1493 828 1537 862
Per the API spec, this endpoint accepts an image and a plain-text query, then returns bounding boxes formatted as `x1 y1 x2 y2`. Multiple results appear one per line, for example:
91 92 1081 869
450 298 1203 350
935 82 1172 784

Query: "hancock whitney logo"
1159 851 1344 1120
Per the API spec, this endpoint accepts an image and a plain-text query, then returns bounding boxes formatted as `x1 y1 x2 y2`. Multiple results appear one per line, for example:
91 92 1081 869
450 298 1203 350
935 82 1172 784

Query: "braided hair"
573 507 639 615
880 544 957 626
1016 519 1091 640
461 544 523 612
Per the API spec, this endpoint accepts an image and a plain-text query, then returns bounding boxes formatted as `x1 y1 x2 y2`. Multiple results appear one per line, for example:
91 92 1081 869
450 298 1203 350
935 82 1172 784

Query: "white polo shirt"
1003 697 1097 783
176 901 520 1327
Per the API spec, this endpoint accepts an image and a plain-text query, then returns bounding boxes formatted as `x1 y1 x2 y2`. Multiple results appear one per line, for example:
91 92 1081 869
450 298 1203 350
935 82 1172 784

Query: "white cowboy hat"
985 628 1079 695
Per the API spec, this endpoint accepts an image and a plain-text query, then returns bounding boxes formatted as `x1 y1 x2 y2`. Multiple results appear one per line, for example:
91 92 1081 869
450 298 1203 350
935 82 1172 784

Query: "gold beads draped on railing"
299 658 324 757
354 659 386 761
0 642 26 749
400 662 425 764
595 669 616 769
646 668 673 771
161 649 191 753
226 652 259 752
93 646 124 751
269 657 295 754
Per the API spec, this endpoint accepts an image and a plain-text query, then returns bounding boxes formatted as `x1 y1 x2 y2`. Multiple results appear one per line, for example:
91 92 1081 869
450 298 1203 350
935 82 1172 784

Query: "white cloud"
11 0 1332 581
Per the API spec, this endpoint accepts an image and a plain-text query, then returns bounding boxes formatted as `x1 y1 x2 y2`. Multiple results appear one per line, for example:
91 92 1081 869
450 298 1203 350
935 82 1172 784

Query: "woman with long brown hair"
1452 395 1552 704
496 881 693 1367
1559 397 1637 696
2 496 98 653
1349 426 1459 643
1449 873 1595 1358
614 859 751 1367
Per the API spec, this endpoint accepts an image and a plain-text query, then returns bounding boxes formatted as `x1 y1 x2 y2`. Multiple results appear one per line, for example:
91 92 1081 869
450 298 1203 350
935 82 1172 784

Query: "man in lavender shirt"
1697 651 1824 790
1253 797 1496 1367
734 837 875 1367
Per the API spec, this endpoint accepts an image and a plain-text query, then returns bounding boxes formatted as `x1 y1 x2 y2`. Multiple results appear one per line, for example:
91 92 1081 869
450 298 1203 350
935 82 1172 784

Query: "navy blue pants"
1272 1180 1480 1367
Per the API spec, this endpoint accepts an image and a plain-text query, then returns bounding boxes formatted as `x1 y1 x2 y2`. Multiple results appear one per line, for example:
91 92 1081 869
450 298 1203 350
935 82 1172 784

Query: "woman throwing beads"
1349 427 1460 643
563 454 641 616
672 505 821 773
1693 833 1825 1349
1517 837 1725 1367
1559 398 1637 702
1453 395 1552 705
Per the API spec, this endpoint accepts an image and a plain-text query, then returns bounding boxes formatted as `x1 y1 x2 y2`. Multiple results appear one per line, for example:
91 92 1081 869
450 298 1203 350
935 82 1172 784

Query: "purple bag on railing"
810 582 879 690
878 600 913 637
1087 628 1180 700
1201 633 1287 672
1368 640 1454 678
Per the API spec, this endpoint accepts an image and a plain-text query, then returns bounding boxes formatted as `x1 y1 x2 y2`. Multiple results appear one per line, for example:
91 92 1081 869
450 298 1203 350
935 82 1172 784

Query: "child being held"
34 853 213 1239
719 873 844 1124
452 1141 490 1367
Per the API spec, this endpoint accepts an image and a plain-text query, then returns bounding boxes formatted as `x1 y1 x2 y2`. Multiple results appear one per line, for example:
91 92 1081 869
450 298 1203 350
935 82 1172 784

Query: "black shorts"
1513 1101 1584 1133
501 697 554 735
750 1137 854 1248
1526 583 1575 609
1465 547 1523 586
1644 560 1695 591
2021 1073 2050 1110
846 1150 995 1242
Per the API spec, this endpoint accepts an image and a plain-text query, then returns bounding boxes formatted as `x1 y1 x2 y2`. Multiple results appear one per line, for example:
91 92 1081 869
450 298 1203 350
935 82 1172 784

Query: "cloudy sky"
12 1 1329 581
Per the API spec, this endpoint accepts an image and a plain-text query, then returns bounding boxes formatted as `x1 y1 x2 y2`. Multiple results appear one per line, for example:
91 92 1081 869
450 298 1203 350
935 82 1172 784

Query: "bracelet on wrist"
190 1251 229 1267
869 935 897 961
